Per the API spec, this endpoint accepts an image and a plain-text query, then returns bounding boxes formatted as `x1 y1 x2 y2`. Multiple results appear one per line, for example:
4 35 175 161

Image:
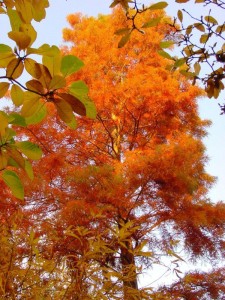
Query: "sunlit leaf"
11 84 24 106
8 31 31 50
142 17 161 28
0 82 10 99
6 58 24 79
25 103 47 125
49 75 66 90
118 33 131 48
2 170 24 200
204 15 218 25
54 98 74 123
16 141 42 160
58 93 86 116
149 1 168 10
60 55 84 77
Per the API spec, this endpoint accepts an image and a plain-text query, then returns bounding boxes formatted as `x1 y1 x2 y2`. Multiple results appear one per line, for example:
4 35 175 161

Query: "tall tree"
9 8 224 299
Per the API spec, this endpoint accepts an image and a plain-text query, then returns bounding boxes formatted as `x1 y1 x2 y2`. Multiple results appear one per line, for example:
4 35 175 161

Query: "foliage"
0 8 223 299
110 0 225 107
0 0 96 198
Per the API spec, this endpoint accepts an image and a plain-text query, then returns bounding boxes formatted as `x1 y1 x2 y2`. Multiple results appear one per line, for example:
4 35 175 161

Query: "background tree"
5 8 224 299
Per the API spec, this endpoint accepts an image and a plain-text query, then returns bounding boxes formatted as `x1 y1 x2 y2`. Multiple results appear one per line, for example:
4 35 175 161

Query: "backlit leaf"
2 170 24 200
8 31 31 50
49 75 66 90
149 2 168 10
16 141 42 160
25 103 47 125
6 58 24 79
60 55 84 77
118 33 131 48
11 84 24 106
142 17 161 28
54 98 74 123
0 82 10 99
205 15 218 25
58 93 86 116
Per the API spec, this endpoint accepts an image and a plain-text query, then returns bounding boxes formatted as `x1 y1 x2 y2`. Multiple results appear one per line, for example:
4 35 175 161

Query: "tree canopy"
0 6 224 299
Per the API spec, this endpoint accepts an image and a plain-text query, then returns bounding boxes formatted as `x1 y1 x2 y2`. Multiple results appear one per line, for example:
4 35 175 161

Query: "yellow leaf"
49 75 66 90
0 52 15 68
15 0 33 23
19 24 37 46
0 151 8 170
24 58 42 79
6 58 24 79
0 112 9 136
26 79 44 93
11 84 24 106
21 92 41 117
0 82 10 99
8 31 31 50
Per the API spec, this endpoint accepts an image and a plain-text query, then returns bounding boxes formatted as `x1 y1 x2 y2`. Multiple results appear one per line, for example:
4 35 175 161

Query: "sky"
10 0 224 203
1 0 224 288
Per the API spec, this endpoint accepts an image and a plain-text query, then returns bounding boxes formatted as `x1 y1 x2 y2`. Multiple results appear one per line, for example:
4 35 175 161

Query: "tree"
0 0 96 199
110 0 225 105
3 8 224 299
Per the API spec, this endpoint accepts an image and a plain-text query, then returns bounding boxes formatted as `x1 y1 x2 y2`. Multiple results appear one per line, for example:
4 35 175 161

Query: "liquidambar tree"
5 8 225 299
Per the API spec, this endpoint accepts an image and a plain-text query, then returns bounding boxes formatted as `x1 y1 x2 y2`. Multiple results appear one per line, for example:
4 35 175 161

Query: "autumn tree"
5 7 224 299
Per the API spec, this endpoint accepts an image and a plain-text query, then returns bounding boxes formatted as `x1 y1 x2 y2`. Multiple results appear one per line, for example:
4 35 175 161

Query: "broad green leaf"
7 8 22 31
158 50 173 60
11 84 24 106
8 31 31 50
118 33 131 48
160 40 174 48
0 44 12 53
149 1 168 10
9 112 26 127
25 103 47 125
205 15 218 25
16 141 42 160
49 75 66 90
60 55 84 77
65 115 77 129
142 17 161 28
2 170 24 200
0 82 10 98
69 80 89 100
24 160 34 180
69 81 96 119
6 58 24 79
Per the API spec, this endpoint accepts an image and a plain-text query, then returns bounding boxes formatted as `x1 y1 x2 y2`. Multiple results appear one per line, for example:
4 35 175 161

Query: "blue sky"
2 0 224 203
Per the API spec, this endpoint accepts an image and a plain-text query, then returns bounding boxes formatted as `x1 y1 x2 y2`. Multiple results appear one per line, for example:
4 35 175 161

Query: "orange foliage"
1 8 225 299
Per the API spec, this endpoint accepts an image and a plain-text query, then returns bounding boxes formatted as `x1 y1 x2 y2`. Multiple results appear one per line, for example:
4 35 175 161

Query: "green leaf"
69 81 97 119
114 28 131 35
149 2 168 10
142 17 162 28
9 113 26 127
2 170 24 200
118 33 131 48
160 40 174 48
158 50 173 60
25 103 47 125
60 55 84 77
174 57 186 67
24 160 34 180
16 141 42 160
